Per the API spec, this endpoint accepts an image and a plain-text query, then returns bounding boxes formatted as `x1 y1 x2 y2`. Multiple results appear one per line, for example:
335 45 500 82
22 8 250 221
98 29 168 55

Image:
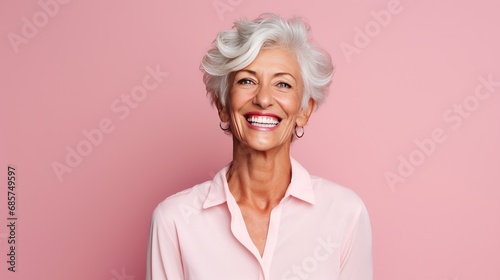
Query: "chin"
244 138 290 153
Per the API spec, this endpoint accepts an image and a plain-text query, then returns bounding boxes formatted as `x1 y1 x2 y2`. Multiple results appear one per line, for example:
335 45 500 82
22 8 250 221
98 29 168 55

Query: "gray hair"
200 13 334 110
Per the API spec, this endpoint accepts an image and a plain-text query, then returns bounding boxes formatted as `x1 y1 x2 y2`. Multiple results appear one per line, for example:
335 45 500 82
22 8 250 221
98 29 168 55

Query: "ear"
296 98 316 127
215 98 230 122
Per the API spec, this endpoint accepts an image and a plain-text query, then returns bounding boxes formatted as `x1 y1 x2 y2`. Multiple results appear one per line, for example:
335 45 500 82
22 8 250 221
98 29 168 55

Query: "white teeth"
247 115 279 127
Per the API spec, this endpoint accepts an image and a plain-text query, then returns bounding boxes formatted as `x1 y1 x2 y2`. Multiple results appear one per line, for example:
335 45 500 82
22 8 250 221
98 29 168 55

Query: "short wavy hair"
200 13 334 110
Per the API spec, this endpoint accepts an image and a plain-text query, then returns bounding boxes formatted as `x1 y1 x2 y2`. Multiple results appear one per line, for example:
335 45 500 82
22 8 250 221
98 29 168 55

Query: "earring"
295 126 304 138
219 121 231 132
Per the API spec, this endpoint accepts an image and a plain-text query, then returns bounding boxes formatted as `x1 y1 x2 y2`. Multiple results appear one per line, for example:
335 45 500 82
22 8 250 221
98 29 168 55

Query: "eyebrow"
236 69 297 81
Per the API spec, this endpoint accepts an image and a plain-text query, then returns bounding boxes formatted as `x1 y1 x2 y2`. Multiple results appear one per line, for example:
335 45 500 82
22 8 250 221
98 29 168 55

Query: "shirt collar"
286 158 316 204
202 157 315 209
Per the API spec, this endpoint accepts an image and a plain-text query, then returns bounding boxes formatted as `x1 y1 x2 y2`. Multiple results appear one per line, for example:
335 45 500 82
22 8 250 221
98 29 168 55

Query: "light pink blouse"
146 158 373 280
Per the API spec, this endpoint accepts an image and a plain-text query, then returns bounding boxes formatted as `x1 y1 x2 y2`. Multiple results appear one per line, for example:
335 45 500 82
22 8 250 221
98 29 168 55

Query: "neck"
227 138 292 211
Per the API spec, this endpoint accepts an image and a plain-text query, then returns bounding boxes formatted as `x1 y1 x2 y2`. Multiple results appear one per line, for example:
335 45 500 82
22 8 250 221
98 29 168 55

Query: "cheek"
276 95 303 115
227 96 246 127
229 90 253 113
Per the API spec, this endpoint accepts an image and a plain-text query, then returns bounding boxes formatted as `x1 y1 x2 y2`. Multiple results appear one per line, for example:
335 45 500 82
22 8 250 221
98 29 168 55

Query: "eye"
237 78 255 85
277 82 292 89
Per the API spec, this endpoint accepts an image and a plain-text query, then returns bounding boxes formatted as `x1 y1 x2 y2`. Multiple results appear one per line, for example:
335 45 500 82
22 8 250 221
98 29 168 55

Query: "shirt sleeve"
146 205 184 280
339 201 373 280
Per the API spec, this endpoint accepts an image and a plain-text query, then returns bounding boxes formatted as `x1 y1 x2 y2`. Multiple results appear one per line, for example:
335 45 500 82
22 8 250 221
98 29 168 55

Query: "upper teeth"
247 116 279 125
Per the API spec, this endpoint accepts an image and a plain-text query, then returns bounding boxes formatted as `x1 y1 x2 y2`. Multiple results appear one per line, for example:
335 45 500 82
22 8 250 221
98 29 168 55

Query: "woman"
147 13 372 280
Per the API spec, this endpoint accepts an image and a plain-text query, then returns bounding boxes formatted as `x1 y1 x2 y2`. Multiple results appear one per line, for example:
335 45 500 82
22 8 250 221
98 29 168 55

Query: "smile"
245 114 281 128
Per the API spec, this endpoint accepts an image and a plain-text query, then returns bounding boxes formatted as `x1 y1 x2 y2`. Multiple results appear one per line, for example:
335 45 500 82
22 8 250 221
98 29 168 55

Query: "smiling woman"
223 48 310 151
146 13 373 280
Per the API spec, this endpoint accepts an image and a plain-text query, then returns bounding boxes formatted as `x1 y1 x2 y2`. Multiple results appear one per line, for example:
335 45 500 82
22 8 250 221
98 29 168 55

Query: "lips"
244 113 281 128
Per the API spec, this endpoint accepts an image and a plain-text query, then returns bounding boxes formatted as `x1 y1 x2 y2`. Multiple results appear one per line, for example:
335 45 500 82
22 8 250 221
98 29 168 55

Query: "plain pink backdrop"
1 0 499 279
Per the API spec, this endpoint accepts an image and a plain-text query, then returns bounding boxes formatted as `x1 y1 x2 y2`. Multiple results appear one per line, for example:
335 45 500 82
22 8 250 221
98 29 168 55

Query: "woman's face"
219 47 314 152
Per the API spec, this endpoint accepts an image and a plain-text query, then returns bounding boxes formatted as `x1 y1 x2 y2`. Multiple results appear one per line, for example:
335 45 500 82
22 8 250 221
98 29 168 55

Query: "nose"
252 83 274 108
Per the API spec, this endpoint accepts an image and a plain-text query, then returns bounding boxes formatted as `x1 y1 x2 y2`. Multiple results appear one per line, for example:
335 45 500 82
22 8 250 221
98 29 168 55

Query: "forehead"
239 47 301 77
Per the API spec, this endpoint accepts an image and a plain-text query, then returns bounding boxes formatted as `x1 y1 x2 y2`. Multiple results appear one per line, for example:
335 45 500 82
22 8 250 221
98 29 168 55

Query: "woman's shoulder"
309 175 366 209
307 175 370 231
152 181 212 221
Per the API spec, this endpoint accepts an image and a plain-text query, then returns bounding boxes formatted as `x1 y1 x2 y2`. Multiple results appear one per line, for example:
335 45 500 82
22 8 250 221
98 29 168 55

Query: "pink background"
1 0 499 279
